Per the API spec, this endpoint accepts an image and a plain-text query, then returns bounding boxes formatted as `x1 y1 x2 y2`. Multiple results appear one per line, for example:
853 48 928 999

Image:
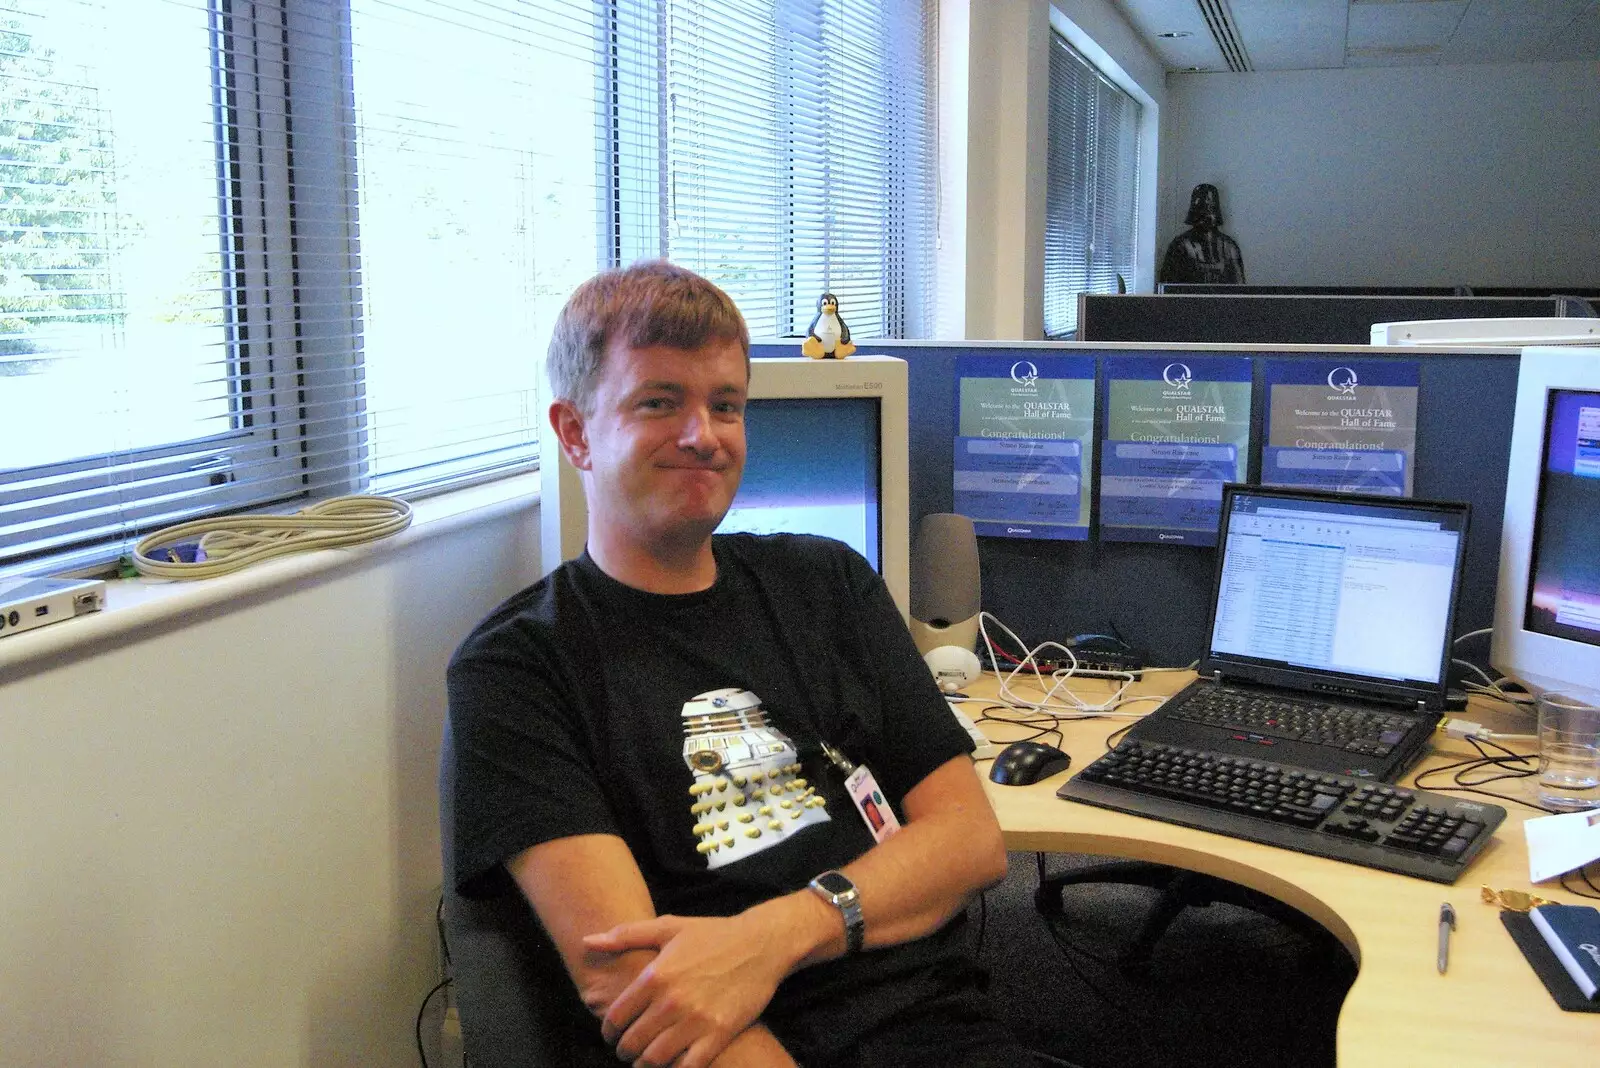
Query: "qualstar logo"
1010 360 1039 388
1162 362 1193 391
1327 366 1359 395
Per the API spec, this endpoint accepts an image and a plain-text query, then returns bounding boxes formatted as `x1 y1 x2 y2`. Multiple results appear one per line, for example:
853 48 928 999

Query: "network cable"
131 494 413 580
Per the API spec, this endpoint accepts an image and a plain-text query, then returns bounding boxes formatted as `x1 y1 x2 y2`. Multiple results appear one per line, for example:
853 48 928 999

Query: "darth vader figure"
1159 183 1247 285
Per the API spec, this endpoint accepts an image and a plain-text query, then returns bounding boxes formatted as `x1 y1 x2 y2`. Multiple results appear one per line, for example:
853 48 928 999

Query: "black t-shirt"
445 533 979 1052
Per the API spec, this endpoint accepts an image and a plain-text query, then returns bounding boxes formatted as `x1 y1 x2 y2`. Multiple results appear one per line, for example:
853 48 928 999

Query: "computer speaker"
909 513 981 659
923 645 982 694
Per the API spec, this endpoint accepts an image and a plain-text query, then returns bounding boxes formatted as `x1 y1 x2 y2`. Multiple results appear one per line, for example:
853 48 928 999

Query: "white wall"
0 498 541 1066
951 0 1165 339
1160 61 1600 287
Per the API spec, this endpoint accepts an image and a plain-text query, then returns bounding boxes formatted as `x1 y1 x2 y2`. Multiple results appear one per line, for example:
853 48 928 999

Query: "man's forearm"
750 757 1008 970
573 759 1005 1061
841 792 1007 950
575 941 795 1067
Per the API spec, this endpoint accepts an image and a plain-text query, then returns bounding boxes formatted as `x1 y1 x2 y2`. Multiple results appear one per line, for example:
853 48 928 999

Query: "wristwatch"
807 870 865 955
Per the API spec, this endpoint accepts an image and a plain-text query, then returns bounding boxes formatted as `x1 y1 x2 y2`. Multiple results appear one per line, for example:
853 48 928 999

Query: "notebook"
1124 484 1470 782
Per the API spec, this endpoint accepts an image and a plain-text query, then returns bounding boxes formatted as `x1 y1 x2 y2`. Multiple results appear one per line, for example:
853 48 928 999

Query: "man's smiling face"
571 338 749 553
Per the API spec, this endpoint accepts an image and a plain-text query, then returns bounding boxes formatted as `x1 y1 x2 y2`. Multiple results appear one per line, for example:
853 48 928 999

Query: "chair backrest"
439 714 613 1067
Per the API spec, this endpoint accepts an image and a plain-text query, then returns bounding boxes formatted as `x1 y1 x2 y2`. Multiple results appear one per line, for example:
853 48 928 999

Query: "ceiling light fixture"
1157 31 1194 39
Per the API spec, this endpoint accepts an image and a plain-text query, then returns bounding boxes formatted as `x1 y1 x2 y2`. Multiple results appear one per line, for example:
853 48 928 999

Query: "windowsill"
0 473 540 676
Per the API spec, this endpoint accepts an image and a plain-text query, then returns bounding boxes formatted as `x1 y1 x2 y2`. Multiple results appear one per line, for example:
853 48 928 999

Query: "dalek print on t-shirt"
681 687 830 869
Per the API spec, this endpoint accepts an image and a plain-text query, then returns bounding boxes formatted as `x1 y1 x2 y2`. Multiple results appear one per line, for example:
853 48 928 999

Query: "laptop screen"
1208 488 1468 688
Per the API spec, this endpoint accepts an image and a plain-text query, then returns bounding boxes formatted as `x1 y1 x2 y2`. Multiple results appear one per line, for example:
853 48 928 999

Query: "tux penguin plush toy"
801 292 856 360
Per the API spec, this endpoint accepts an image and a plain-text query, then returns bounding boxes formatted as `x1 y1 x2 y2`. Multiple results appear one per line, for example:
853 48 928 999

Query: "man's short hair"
547 261 750 413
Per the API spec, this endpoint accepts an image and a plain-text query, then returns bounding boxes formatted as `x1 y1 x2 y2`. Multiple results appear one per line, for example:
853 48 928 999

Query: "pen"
1437 901 1455 974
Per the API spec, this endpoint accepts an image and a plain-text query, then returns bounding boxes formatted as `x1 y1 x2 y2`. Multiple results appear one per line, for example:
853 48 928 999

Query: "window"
610 0 936 339
0 0 934 574
1043 32 1140 339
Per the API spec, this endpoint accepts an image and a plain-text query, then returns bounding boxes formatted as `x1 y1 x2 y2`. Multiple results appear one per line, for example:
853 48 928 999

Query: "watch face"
814 871 854 896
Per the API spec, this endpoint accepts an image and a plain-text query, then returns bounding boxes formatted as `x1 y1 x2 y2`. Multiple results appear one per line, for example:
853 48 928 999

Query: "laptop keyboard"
1170 686 1417 757
1059 740 1506 883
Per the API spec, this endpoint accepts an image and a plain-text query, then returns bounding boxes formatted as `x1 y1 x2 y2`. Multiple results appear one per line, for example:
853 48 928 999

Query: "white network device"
0 576 107 639
1370 317 1600 347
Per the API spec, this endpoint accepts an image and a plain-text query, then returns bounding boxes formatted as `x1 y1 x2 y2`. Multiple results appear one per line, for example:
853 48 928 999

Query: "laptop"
1123 484 1470 782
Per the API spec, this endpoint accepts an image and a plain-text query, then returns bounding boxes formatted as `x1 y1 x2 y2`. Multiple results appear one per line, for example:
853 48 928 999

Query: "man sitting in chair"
446 261 1026 1068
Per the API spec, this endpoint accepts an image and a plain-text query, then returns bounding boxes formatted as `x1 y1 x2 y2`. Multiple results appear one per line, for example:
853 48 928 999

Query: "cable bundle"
131 495 414 580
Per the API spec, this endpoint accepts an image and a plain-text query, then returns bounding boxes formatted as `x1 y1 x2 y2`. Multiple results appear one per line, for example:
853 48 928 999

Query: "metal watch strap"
809 871 865 955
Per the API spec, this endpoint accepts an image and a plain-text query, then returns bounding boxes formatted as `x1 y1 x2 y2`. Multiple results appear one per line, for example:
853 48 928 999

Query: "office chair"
439 714 615 1067
1031 855 1331 976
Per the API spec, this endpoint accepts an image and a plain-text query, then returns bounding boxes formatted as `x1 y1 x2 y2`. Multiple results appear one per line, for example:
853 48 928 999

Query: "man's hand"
582 909 805 1067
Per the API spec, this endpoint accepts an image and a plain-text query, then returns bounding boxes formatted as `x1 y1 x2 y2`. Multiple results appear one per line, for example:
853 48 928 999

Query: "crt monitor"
1491 346 1600 697
539 354 912 620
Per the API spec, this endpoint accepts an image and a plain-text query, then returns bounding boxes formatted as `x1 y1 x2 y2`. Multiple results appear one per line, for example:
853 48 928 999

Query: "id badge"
844 764 901 843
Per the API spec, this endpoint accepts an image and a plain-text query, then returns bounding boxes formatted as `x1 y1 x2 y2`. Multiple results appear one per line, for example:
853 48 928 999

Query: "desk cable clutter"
967 611 1187 721
130 494 413 580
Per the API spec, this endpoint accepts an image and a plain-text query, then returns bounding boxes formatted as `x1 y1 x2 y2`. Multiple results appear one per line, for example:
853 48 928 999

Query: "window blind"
0 0 935 574
1043 32 1141 339
613 0 936 340
0 0 604 571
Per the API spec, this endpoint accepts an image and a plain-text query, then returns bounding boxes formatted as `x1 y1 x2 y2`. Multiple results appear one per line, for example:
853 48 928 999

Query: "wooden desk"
971 671 1597 1067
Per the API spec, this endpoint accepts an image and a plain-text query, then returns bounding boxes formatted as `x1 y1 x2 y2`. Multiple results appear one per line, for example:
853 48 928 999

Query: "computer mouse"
988 741 1072 786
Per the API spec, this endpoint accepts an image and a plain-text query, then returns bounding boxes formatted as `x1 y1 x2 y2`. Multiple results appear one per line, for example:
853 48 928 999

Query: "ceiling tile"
1230 0 1349 70
1110 0 1600 73
1546 3 1600 60
1446 0 1594 62
1347 1 1468 50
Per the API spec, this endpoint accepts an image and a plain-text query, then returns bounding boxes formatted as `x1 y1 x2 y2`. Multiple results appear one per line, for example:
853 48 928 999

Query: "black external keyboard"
1169 686 1415 757
1058 740 1506 883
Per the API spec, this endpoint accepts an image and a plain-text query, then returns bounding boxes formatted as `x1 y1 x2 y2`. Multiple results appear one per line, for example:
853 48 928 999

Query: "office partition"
752 340 1517 670
1077 294 1574 345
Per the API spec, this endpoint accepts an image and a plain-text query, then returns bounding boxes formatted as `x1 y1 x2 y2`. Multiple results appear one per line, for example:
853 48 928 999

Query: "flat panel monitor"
1492 346 1600 698
540 355 912 620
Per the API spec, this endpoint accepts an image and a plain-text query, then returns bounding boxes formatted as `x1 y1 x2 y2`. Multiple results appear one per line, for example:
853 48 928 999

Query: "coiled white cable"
974 611 1167 719
131 494 414 580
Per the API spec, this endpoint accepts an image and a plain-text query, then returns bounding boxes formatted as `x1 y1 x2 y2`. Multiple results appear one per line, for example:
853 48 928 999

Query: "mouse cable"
1559 862 1600 901
968 703 1067 749
1103 720 1137 750
1412 739 1548 812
